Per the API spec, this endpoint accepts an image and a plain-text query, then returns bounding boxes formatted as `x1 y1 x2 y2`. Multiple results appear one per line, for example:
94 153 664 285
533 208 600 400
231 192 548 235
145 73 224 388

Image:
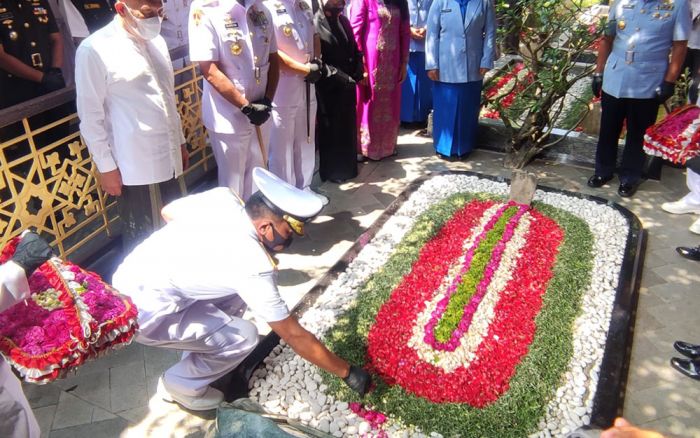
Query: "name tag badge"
225 22 239 28
276 8 287 14
441 8 451 12
84 3 102 10
622 2 635 8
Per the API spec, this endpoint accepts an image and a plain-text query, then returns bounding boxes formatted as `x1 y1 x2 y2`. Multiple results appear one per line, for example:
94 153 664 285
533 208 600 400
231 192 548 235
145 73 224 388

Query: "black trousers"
595 92 659 184
118 177 185 255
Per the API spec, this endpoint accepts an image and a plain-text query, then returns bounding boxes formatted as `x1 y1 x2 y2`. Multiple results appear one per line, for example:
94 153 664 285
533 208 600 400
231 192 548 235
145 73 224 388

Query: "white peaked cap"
252 167 323 221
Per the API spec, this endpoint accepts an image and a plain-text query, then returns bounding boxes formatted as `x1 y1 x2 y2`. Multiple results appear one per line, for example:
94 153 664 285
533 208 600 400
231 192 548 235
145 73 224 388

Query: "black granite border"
227 170 646 431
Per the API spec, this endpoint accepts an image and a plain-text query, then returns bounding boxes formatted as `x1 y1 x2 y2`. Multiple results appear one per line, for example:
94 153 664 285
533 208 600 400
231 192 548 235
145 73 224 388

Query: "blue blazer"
408 0 434 52
425 0 496 83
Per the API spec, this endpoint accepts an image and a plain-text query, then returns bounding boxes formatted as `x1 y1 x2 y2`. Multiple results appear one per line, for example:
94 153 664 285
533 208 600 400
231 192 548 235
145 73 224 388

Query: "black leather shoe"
587 174 613 188
618 181 640 197
674 341 700 359
670 357 700 381
676 245 700 261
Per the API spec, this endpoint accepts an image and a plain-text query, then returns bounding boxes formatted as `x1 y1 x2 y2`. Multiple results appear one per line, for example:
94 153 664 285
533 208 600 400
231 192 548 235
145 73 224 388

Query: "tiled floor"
22 130 700 437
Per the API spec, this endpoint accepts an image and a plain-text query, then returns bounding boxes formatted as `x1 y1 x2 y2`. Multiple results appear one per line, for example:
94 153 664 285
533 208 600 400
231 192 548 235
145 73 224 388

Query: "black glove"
241 102 271 125
41 68 66 92
305 59 326 83
343 365 371 396
655 81 675 103
254 96 273 110
11 232 54 274
591 73 603 98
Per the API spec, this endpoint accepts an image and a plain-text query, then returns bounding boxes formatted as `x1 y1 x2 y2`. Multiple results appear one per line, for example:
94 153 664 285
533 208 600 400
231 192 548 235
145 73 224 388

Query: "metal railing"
0 51 213 262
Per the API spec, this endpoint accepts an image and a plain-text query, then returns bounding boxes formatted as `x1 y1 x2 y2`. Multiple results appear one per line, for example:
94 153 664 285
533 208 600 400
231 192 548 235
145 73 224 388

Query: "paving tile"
55 369 111 411
109 361 148 413
51 391 96 430
23 381 62 408
143 346 179 379
48 417 130 438
33 404 56 438
92 407 117 422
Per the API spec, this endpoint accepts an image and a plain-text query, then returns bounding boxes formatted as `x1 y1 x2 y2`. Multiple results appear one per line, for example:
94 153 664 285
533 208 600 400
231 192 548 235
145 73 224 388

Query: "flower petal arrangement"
0 237 139 383
643 104 700 165
248 174 633 437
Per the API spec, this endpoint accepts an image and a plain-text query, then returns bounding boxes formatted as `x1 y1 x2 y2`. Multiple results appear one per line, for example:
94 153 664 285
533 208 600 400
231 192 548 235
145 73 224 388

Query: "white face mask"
122 3 163 40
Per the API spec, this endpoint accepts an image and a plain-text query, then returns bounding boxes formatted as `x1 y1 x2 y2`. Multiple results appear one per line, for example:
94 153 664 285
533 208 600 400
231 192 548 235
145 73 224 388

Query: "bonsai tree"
491 0 604 168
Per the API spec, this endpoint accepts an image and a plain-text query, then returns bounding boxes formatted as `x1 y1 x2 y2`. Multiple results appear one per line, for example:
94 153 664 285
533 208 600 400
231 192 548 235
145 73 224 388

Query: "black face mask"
262 224 293 252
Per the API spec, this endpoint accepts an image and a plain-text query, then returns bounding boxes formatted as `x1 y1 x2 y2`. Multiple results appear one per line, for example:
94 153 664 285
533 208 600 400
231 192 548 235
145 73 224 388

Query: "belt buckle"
31 53 43 69
625 50 634 64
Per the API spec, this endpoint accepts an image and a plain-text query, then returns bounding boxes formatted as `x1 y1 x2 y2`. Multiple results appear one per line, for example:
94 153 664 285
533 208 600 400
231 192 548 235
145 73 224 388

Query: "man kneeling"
112 168 370 410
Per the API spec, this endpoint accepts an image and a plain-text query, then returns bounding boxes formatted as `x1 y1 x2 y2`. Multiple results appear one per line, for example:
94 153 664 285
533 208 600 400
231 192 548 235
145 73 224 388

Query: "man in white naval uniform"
162 0 191 50
0 233 54 438
112 168 370 410
189 0 280 200
264 0 327 204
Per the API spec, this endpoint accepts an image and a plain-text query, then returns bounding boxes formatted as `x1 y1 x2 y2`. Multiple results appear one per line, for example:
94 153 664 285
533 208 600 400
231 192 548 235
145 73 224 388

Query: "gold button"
640 8 645 13
30 41 36 47
24 22 29 28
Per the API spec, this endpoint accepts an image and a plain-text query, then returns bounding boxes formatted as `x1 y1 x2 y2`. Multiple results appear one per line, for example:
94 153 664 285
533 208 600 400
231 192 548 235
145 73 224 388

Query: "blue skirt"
400 52 433 123
433 80 482 157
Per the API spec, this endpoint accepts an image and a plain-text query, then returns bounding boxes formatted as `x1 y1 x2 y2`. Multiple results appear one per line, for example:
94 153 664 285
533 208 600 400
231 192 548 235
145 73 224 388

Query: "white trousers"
135 299 259 397
0 361 39 438
683 169 700 205
209 125 269 200
268 99 317 189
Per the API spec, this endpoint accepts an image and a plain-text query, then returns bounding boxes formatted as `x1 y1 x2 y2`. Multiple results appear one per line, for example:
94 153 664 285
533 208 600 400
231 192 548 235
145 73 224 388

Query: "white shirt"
162 0 192 50
112 188 290 331
189 0 278 134
75 17 185 186
263 0 315 106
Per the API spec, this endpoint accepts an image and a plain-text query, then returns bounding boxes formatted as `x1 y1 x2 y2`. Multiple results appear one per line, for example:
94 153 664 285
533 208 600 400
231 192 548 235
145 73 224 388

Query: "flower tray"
234 172 645 437
0 237 139 384
643 104 700 165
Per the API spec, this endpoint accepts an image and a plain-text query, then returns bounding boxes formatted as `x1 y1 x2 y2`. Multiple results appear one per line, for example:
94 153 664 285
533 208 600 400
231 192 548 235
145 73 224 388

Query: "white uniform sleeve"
269 17 278 53
61 0 90 38
235 271 289 322
0 262 31 313
75 43 117 173
189 6 220 61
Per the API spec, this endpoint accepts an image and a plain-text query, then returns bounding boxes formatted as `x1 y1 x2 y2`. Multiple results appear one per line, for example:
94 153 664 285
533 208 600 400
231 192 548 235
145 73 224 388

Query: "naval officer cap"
252 167 323 235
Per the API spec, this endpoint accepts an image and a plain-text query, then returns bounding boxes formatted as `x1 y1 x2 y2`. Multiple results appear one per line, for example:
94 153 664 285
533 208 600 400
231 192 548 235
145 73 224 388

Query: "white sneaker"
691 218 700 235
157 376 223 411
661 198 700 215
304 187 329 206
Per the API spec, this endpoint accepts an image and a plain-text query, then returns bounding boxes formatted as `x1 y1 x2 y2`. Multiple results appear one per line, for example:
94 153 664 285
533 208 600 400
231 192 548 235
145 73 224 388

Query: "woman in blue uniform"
425 0 495 159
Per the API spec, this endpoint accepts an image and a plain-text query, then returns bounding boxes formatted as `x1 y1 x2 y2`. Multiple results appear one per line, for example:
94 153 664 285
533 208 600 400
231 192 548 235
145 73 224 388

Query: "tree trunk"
504 138 542 169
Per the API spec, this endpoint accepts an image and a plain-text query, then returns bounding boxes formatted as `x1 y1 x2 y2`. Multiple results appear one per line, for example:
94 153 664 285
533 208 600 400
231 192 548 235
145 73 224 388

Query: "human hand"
181 144 189 170
655 81 675 103
241 101 272 125
12 232 54 274
479 67 490 77
427 69 439 81
399 64 408 83
410 27 426 40
99 168 123 196
600 418 665 438
359 71 369 86
592 73 603 98
40 68 66 92
305 59 326 83
343 365 371 396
